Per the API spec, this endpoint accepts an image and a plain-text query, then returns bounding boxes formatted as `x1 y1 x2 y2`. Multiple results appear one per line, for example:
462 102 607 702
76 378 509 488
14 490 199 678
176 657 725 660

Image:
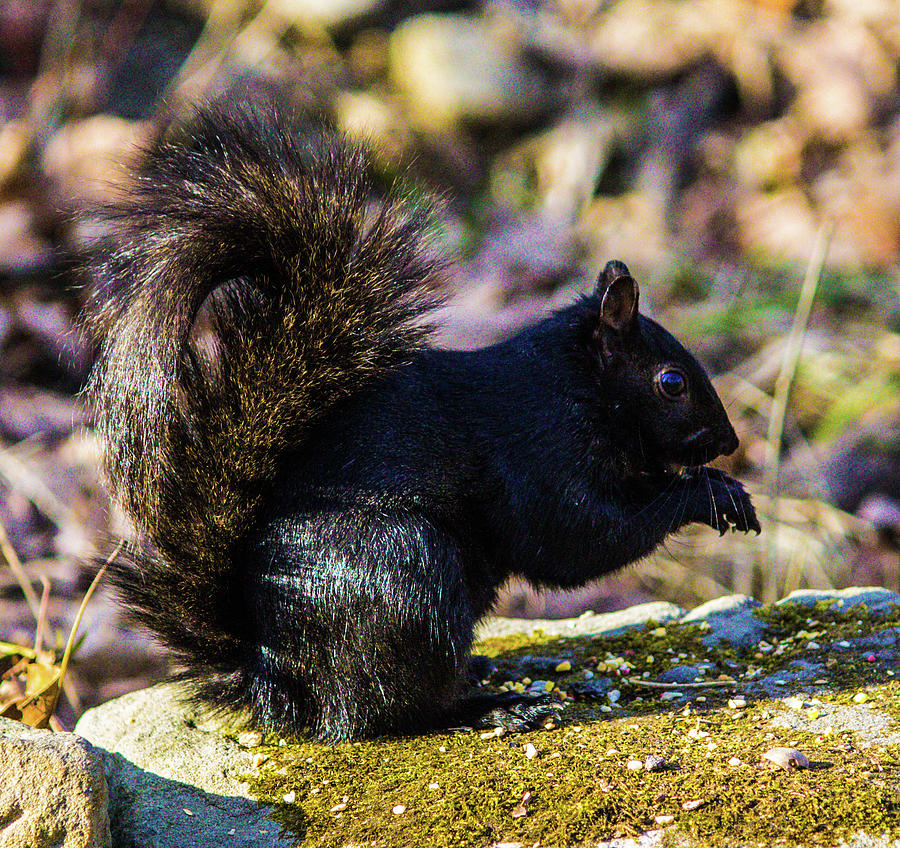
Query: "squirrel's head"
586 260 738 477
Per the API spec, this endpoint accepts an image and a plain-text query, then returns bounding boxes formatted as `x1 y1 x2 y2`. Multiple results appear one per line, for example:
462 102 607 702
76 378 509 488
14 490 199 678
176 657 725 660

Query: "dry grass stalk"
761 222 833 603
52 539 126 715
0 520 41 620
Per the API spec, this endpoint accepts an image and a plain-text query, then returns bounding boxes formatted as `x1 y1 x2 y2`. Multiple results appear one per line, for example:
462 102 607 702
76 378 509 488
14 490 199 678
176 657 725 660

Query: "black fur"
84 97 759 741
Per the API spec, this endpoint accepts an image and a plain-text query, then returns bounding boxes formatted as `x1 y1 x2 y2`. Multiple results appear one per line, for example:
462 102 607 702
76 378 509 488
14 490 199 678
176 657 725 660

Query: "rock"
75 684 292 848
475 601 685 640
333 91 412 163
578 189 674 279
732 118 804 189
771 699 900 748
736 186 821 266
586 0 735 79
682 593 768 649
777 587 900 616
644 754 666 772
0 201 52 272
41 116 150 209
265 0 384 29
0 717 110 848
570 678 615 700
762 746 809 770
754 659 825 698
492 108 625 221
68 588 900 846
779 20 895 145
657 663 715 684
389 14 547 133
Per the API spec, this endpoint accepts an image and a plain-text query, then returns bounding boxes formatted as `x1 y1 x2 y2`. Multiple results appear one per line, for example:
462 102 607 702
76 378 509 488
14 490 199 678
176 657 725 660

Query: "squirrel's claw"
478 693 562 732
697 468 761 536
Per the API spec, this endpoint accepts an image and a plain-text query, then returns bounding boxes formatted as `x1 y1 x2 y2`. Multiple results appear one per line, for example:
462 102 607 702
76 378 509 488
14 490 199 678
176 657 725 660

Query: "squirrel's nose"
718 428 739 456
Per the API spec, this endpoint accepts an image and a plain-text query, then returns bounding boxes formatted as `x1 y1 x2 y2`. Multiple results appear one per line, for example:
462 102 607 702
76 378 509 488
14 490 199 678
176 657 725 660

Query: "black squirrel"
83 97 760 741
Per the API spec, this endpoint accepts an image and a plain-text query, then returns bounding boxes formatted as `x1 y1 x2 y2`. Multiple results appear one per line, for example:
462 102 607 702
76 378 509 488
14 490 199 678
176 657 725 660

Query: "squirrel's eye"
657 368 687 398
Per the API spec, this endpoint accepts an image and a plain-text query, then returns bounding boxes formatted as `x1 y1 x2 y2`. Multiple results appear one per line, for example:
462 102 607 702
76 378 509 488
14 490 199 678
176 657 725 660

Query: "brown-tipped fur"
83 98 438 687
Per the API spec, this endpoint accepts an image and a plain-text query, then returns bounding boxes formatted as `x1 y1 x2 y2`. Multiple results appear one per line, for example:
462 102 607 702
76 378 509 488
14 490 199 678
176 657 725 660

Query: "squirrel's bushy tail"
83 98 437 702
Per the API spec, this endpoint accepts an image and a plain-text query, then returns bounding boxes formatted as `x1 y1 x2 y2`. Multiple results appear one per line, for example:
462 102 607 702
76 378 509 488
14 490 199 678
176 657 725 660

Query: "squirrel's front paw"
694 468 761 536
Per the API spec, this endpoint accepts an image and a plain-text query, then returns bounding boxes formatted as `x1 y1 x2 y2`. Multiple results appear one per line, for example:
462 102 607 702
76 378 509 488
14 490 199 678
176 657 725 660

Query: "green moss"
243 606 900 847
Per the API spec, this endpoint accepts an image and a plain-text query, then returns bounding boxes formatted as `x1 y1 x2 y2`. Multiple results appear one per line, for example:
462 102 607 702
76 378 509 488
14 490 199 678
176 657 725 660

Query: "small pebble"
555 661 572 672
762 747 810 770
392 805 406 815
238 730 264 748
282 791 296 804
331 803 347 813
728 757 742 766
428 782 440 789
608 689 621 703
524 743 538 760
687 727 709 740
660 691 683 701
626 759 643 771
511 791 532 818
480 727 506 739
853 692 868 703
644 754 666 772
654 814 675 825
681 799 706 810
727 698 746 710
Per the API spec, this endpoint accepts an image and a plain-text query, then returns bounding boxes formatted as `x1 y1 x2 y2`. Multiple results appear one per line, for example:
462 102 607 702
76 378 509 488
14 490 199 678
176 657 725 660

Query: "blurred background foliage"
0 0 899 725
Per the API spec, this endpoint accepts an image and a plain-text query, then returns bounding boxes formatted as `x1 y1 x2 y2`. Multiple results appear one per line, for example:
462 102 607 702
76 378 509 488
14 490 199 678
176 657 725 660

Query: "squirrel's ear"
596 260 638 334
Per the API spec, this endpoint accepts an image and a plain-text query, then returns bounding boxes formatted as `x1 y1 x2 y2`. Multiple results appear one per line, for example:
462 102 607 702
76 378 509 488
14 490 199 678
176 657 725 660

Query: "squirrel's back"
83 98 439 712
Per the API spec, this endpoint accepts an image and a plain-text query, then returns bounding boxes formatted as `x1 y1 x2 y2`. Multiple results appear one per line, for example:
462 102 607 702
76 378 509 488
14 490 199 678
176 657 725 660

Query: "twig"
0 641 37 659
626 677 736 690
33 576 51 654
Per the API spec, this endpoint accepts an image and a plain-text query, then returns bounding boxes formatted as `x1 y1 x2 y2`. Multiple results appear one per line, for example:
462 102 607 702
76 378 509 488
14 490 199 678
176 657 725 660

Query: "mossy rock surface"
76 589 900 848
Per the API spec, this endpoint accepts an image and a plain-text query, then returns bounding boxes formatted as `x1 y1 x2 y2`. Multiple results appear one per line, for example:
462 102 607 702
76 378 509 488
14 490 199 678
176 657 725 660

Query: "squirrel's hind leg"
242 508 478 741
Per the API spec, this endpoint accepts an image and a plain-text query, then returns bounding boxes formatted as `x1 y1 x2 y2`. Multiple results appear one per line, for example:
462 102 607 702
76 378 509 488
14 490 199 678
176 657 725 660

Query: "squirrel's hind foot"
448 691 562 733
